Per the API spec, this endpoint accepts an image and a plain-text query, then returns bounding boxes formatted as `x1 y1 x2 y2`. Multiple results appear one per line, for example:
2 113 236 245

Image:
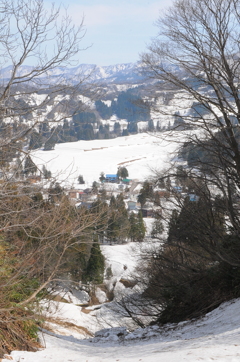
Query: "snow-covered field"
32 132 178 187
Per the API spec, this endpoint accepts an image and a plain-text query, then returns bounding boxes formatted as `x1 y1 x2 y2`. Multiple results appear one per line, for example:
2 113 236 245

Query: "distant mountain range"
0 62 146 85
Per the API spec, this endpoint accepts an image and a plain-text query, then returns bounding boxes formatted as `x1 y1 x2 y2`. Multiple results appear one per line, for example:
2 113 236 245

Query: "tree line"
26 89 152 151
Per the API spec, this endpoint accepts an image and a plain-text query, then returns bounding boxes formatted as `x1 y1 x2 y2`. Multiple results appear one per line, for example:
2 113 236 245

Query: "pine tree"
24 156 37 176
29 130 43 150
117 166 129 180
151 218 164 239
148 119 155 132
137 181 153 209
167 209 179 244
99 172 106 183
44 135 56 151
107 194 130 243
85 242 105 284
136 211 146 241
95 100 113 119
113 122 121 136
48 182 64 203
92 181 98 193
42 165 52 179
129 211 146 242
78 175 85 184
129 212 138 241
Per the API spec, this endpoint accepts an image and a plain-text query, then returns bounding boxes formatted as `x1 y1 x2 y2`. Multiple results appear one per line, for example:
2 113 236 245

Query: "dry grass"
119 278 137 288
0 309 42 358
43 316 93 337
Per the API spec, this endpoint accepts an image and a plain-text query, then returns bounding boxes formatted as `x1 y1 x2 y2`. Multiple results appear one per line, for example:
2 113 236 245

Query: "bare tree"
0 0 89 157
0 0 107 356
0 181 109 356
115 0 240 325
141 0 240 265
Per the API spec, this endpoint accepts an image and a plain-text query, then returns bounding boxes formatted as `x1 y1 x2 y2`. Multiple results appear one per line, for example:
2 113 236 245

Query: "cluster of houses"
67 179 140 211
67 176 165 218
25 170 201 219
24 172 199 217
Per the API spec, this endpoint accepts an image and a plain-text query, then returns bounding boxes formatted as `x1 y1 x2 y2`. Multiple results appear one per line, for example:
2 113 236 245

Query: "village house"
127 200 137 211
105 174 118 183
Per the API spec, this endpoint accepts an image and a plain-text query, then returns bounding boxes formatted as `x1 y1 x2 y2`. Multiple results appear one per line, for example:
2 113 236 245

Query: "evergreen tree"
151 218 164 239
113 122 121 136
138 181 153 208
122 129 129 136
107 194 130 243
136 211 146 241
156 121 161 132
48 182 64 203
75 124 95 140
42 165 52 179
99 188 107 201
95 100 113 119
167 209 180 244
167 196 225 246
24 155 37 176
137 192 147 209
117 166 129 180
39 120 50 138
92 181 98 193
109 195 117 208
44 131 57 151
58 119 75 143
127 121 138 134
78 175 85 184
173 111 186 130
29 130 43 150
85 242 105 284
129 212 138 241
113 89 151 123
99 172 105 183
129 211 146 242
73 112 96 124
148 119 155 132
103 124 110 139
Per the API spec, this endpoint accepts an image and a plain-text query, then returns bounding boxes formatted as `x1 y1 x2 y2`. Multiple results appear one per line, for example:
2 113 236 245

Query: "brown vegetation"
0 0 100 356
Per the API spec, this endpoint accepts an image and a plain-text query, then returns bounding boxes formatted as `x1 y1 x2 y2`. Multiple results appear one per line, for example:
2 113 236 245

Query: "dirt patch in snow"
117 157 146 165
43 317 93 337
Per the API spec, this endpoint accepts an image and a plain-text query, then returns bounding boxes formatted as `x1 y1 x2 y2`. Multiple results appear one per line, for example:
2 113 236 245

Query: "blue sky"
45 0 173 66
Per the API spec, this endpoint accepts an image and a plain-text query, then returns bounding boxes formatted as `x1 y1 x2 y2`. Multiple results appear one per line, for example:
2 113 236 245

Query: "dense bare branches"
142 0 240 240
0 0 87 155
133 0 240 323
0 0 103 355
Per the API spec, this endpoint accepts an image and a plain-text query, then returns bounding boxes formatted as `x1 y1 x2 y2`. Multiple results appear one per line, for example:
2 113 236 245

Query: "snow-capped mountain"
0 62 145 85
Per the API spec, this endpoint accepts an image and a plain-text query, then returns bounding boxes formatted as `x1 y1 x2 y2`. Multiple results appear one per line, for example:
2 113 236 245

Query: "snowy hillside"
4 297 240 361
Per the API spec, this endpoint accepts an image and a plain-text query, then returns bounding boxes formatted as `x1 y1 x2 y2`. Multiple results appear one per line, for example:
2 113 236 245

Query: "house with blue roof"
105 174 118 183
